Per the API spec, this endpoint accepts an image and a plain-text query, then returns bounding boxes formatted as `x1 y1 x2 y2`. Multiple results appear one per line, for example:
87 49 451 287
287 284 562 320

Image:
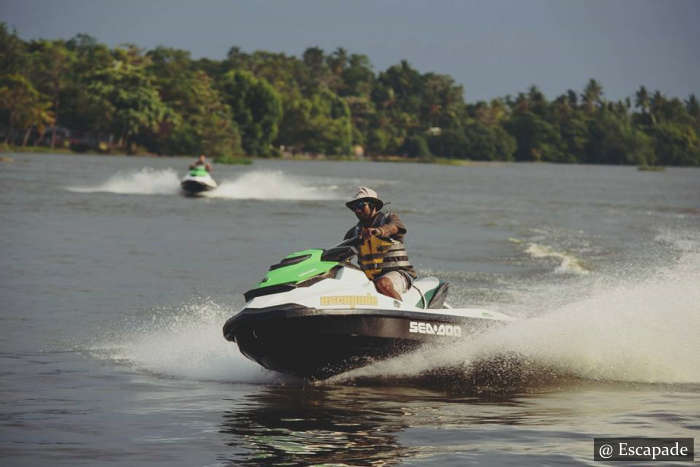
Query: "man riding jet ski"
344 187 415 301
223 187 515 379
181 154 217 196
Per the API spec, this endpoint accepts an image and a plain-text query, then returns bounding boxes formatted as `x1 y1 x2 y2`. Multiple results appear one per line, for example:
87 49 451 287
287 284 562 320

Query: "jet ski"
223 243 515 379
181 166 217 196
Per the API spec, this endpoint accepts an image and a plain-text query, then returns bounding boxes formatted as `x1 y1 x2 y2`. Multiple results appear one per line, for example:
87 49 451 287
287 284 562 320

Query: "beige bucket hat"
346 186 384 210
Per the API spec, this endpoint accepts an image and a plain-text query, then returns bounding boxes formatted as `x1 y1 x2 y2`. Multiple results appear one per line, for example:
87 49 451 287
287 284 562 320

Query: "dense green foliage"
1 24 698 165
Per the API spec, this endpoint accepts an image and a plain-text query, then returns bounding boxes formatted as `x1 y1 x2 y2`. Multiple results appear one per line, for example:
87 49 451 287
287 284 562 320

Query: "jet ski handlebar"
321 238 359 263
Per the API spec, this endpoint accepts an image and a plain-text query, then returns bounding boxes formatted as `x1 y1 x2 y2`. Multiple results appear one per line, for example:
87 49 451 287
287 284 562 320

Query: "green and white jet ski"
223 243 515 379
181 166 217 196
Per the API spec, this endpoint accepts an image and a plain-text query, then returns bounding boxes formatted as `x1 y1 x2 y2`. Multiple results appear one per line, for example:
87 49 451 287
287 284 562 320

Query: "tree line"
1 24 698 166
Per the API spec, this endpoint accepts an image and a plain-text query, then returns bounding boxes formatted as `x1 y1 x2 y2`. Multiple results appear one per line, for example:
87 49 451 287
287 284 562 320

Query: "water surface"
1 153 698 465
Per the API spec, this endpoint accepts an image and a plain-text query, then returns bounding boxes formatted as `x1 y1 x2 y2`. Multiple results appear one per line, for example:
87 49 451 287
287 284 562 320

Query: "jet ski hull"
181 175 217 196
224 304 496 379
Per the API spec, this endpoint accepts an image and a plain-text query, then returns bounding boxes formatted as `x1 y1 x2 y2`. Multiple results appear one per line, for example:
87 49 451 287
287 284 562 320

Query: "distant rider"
343 187 416 300
189 154 212 172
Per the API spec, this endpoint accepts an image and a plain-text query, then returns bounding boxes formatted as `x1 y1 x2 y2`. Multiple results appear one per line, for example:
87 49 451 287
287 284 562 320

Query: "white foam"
67 168 340 200
336 245 700 385
91 300 276 383
655 229 700 253
67 168 180 195
525 242 590 275
208 170 339 200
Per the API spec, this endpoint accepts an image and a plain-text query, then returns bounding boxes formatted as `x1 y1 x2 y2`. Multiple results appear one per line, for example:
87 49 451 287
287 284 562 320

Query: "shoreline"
3 145 680 169
0 146 518 168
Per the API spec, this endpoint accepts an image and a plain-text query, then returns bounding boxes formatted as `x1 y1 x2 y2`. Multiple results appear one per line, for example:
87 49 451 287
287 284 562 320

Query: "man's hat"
346 186 384 210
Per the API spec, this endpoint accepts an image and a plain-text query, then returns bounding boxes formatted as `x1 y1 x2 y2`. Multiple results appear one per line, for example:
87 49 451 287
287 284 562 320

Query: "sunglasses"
349 201 373 211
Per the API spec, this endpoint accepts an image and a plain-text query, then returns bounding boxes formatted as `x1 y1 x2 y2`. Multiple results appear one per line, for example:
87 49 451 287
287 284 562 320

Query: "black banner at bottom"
594 438 694 462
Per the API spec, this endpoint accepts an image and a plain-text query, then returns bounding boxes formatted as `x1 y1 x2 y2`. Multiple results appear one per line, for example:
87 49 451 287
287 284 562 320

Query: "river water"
1 153 698 465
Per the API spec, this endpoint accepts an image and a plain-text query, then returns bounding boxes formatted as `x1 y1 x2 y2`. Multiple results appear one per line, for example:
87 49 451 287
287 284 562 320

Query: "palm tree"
635 85 655 126
581 79 603 114
328 47 348 76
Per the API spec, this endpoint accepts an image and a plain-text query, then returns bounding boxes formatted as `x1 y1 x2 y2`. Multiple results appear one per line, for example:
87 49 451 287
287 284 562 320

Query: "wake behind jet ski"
223 243 515 379
181 154 217 196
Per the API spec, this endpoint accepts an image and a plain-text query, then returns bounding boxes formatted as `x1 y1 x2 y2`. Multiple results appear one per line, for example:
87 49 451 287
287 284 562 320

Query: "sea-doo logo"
409 321 462 337
320 294 378 307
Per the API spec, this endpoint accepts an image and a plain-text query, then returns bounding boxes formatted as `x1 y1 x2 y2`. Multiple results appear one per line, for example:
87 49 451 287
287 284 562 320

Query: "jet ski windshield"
253 249 339 288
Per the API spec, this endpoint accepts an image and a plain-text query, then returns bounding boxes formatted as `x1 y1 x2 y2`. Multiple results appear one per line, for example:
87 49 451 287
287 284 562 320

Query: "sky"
2 0 698 103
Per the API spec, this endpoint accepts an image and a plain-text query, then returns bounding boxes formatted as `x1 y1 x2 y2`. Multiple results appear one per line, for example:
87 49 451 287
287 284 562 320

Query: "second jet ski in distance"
223 242 515 379
181 154 217 197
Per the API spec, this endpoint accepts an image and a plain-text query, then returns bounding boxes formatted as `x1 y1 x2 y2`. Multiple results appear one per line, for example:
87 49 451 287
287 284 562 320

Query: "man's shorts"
376 271 410 294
